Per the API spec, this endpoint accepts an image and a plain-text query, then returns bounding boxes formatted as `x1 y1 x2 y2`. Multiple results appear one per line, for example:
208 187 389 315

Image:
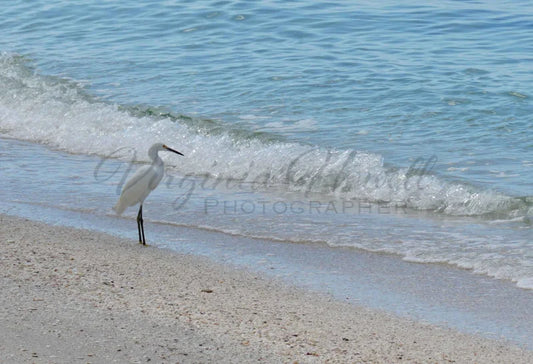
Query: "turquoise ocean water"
1 0 532 292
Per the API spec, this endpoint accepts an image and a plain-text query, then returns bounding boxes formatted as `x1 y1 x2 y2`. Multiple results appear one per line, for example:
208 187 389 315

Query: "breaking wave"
1 54 531 220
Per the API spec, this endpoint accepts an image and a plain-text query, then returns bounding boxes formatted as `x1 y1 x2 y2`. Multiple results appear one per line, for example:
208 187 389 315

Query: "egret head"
148 143 184 160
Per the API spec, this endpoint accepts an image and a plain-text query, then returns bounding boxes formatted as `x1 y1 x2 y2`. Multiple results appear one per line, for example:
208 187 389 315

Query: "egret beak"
163 145 184 156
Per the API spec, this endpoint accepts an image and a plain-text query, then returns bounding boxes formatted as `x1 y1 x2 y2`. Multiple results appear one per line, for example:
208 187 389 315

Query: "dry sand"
1 214 531 363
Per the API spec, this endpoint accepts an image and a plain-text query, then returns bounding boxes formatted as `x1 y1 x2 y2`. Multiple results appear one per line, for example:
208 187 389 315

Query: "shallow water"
1 138 532 348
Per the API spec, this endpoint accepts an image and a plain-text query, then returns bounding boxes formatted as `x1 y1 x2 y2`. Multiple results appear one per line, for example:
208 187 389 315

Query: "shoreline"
1 214 532 363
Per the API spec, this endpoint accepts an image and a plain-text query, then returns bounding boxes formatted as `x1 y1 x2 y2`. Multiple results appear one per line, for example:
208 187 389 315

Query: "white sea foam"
0 54 530 219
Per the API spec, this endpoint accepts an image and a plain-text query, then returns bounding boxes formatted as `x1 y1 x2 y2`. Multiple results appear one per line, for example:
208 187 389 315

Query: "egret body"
113 143 184 245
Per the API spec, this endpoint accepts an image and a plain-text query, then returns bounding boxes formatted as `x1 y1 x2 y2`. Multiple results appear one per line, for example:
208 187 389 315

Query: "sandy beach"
0 214 531 363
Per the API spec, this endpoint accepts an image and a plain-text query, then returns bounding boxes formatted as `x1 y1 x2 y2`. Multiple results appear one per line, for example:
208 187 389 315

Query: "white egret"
113 143 184 245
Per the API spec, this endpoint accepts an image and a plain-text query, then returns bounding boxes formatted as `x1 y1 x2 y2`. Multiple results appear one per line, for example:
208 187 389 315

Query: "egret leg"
137 204 146 245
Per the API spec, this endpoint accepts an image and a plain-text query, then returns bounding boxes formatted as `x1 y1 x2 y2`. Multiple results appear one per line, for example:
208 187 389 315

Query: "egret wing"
121 165 153 194
147 165 165 191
